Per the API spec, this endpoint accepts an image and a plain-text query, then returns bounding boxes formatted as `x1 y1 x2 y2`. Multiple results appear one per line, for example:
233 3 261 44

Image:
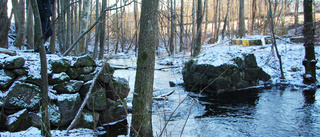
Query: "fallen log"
0 48 17 56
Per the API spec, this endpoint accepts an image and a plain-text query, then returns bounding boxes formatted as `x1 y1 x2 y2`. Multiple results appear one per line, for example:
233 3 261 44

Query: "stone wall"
182 54 271 95
0 55 129 131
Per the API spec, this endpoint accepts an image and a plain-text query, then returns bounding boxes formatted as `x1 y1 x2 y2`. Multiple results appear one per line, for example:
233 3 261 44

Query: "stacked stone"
182 54 271 95
0 55 130 132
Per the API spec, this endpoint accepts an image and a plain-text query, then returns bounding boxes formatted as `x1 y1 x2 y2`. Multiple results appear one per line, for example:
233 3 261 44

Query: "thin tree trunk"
268 0 285 79
30 0 51 136
238 0 245 38
193 0 202 57
169 0 175 56
131 0 159 136
13 0 25 49
221 0 230 40
294 0 299 34
93 0 100 59
49 0 56 53
26 0 34 49
134 0 138 52
179 0 184 52
303 0 316 84
251 0 256 35
0 0 8 48
99 0 106 59
78 0 91 54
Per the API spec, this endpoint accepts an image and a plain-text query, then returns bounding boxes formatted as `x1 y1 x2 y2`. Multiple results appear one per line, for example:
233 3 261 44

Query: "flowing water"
99 56 320 137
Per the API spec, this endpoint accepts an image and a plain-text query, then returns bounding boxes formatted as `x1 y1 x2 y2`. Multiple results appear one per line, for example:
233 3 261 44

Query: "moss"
141 52 148 61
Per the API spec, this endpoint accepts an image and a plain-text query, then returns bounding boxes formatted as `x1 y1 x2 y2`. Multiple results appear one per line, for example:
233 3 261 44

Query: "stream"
99 56 320 137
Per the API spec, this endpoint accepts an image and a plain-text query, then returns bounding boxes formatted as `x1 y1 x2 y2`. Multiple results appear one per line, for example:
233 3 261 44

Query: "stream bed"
99 56 320 137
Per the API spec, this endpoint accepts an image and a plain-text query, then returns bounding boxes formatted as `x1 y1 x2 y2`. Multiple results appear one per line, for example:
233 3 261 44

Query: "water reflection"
98 119 128 137
192 87 320 136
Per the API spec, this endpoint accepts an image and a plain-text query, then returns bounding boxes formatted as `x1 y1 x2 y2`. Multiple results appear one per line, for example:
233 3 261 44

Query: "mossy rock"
49 103 61 127
86 88 108 111
49 58 71 73
7 108 28 132
73 55 96 67
4 82 41 110
53 80 84 94
106 77 130 100
99 99 127 124
3 56 25 70
75 109 100 129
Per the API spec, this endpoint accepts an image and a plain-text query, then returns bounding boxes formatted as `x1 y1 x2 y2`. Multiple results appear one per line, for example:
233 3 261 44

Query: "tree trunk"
169 0 175 56
193 0 202 57
238 0 245 38
130 0 159 136
49 0 56 53
294 0 299 34
13 0 25 49
30 0 51 136
26 0 34 49
221 0 230 40
251 0 256 34
93 0 100 59
179 0 184 52
99 0 106 59
268 0 285 79
0 0 9 48
134 0 138 52
78 0 91 54
303 0 316 84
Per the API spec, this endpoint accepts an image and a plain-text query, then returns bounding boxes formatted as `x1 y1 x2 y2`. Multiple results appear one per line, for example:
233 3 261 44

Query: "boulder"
75 109 100 129
99 98 127 124
53 80 84 94
77 73 94 82
57 93 81 127
66 67 83 79
28 112 41 128
12 68 28 76
106 77 130 100
82 66 95 74
0 76 13 90
3 56 25 70
49 72 71 85
86 87 108 111
182 54 270 95
49 58 71 73
4 82 41 110
73 55 96 67
0 107 8 131
7 108 28 132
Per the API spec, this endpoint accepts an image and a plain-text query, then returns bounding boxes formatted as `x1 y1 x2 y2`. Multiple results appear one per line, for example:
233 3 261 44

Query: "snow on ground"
1 35 319 136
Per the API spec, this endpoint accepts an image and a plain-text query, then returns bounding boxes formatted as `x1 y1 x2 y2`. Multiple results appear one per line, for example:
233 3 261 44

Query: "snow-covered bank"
165 40 319 86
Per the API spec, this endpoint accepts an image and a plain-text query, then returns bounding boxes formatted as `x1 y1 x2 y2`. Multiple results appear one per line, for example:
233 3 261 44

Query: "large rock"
49 58 71 73
49 72 70 85
99 98 127 124
53 80 84 94
86 87 108 111
0 107 8 131
75 109 100 129
57 93 81 127
73 55 96 67
0 75 13 90
4 82 41 110
106 77 130 100
66 67 83 79
3 56 25 70
6 108 28 132
182 54 270 95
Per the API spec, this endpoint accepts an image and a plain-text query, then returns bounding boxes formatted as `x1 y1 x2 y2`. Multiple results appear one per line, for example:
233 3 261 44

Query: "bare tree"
0 0 9 48
303 0 317 84
130 0 159 136
26 0 34 49
238 0 245 38
192 0 202 57
78 0 91 54
49 0 56 53
12 0 26 49
30 0 51 136
99 0 106 59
